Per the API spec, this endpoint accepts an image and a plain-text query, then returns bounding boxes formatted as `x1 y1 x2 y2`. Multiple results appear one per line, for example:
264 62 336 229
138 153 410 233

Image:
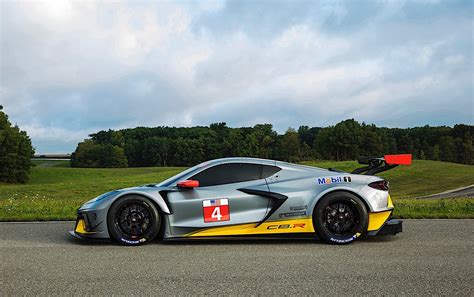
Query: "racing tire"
107 195 161 246
313 192 368 245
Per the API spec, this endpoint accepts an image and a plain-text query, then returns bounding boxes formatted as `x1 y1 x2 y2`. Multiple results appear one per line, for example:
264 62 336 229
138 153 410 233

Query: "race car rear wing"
351 154 412 175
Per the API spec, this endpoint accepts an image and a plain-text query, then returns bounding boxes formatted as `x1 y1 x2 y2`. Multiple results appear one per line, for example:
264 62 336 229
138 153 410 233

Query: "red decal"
292 223 306 228
384 154 412 165
203 199 230 223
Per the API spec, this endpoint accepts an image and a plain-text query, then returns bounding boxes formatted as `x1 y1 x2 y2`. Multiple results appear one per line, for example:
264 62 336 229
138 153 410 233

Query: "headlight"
84 191 118 205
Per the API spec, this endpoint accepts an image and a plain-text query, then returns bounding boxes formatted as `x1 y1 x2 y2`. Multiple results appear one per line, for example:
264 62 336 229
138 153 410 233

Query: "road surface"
1 220 473 295
416 185 474 199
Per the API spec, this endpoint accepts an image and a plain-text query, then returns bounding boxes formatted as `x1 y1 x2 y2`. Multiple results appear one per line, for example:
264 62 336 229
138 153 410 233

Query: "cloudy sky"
1 0 472 153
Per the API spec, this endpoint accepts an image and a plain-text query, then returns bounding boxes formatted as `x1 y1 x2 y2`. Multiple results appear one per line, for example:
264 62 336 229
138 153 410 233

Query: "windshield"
156 161 209 187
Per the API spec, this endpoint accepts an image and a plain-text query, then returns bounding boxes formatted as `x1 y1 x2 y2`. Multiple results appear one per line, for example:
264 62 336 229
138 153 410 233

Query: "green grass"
0 160 472 221
0 166 183 221
393 198 473 219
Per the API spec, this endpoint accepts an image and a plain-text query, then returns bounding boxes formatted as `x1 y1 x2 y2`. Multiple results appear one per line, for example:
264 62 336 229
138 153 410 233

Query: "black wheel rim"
324 201 360 236
115 202 152 238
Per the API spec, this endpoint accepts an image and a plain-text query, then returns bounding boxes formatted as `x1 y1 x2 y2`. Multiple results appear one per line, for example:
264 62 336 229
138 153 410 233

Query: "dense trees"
70 140 128 168
71 119 473 168
0 106 35 183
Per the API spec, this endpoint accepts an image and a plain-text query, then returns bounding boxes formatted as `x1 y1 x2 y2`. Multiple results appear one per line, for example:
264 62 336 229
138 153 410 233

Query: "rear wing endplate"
351 154 412 175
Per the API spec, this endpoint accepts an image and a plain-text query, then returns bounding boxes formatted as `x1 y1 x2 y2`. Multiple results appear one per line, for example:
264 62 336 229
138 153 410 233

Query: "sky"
1 0 473 153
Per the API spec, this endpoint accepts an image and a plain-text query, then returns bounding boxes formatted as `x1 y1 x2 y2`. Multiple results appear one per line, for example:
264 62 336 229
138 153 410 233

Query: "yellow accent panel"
75 219 87 234
368 211 392 231
189 218 314 237
387 195 394 208
75 219 96 235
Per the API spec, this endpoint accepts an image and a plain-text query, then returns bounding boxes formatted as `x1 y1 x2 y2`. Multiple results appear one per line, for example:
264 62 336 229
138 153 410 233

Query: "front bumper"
68 210 109 240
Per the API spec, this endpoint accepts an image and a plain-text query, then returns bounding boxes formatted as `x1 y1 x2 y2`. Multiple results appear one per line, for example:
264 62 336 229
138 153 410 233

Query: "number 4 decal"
211 207 222 221
203 198 230 223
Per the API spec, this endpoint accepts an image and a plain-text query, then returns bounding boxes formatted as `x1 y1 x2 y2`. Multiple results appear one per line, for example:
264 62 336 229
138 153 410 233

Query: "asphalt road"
1 220 473 295
416 185 474 199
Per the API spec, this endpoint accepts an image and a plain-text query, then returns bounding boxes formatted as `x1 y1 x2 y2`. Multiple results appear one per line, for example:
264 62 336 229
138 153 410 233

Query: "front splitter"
68 230 110 242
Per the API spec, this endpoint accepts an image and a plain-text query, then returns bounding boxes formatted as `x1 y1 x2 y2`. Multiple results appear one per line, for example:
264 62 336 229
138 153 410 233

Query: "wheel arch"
310 189 371 244
311 188 371 216
113 191 172 215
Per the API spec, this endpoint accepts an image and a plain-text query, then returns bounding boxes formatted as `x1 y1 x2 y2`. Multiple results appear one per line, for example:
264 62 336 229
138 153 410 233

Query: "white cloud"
0 0 472 152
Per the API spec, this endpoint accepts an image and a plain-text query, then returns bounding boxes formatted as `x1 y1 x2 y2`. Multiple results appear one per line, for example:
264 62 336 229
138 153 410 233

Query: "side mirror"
177 180 199 189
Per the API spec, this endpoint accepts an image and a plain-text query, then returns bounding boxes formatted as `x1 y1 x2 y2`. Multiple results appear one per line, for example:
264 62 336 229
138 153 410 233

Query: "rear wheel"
313 192 368 244
107 195 161 245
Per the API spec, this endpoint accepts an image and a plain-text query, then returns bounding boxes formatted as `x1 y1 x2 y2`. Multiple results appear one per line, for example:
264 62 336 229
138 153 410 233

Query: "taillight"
368 180 389 191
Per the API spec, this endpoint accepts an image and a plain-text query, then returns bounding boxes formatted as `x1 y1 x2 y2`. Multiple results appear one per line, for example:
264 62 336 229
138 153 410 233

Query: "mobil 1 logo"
317 176 352 185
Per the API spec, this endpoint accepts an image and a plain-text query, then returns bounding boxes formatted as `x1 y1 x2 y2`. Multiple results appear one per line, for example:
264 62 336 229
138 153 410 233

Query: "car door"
166 162 270 236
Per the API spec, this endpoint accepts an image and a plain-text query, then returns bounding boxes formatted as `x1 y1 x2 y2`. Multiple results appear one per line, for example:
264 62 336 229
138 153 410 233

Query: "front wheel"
313 192 368 244
107 195 161 245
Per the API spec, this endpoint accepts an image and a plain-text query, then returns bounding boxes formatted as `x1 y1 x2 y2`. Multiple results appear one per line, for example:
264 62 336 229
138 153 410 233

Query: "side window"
191 163 262 187
261 165 281 178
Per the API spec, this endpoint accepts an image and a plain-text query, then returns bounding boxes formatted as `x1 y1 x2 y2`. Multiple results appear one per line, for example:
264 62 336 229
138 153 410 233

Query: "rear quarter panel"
266 164 385 220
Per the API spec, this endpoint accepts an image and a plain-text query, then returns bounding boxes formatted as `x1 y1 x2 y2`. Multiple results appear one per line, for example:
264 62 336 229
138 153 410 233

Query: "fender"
309 186 373 215
114 191 172 214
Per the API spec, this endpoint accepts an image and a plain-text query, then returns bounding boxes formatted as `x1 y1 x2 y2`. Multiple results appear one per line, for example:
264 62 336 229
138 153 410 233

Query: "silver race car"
69 155 411 245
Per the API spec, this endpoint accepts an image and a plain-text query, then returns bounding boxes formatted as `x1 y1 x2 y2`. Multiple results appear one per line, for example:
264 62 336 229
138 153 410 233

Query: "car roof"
201 157 275 166
200 157 326 172
156 157 329 187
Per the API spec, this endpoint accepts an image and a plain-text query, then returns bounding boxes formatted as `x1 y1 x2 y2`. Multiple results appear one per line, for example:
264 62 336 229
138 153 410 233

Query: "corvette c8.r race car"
69 155 412 245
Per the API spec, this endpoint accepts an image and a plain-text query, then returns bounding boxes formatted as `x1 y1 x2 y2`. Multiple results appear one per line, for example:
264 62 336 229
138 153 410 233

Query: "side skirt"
163 232 317 241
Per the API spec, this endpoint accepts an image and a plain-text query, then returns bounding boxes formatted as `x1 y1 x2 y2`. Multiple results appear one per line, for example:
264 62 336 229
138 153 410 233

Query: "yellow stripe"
190 209 392 236
189 218 315 237
367 210 392 231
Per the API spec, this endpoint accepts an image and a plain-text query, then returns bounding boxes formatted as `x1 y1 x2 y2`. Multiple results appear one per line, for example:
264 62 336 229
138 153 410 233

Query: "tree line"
71 119 473 168
0 106 34 183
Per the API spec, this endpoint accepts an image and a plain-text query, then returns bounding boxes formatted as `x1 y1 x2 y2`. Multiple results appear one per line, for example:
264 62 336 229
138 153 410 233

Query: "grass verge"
0 166 183 221
0 160 472 221
393 198 473 219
